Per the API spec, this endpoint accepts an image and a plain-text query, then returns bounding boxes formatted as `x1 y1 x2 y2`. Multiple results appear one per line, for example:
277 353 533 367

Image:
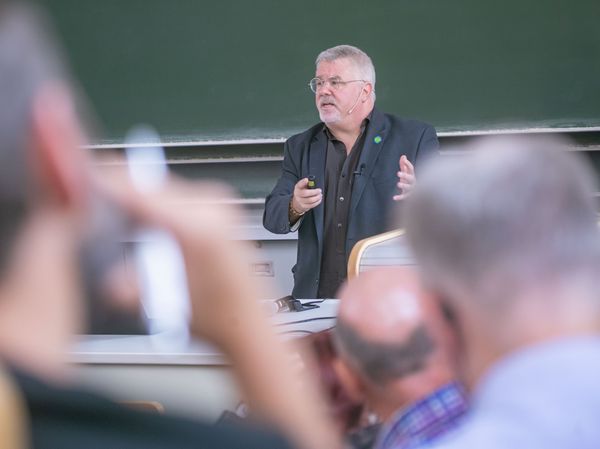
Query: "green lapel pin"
374 135 382 144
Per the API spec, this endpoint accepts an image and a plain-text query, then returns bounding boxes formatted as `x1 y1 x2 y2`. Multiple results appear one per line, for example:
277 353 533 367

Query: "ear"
332 357 367 403
362 82 373 101
427 289 466 372
30 82 89 210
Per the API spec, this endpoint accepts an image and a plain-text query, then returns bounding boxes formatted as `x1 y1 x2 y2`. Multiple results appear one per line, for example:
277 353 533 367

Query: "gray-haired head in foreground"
316 45 376 99
404 137 600 311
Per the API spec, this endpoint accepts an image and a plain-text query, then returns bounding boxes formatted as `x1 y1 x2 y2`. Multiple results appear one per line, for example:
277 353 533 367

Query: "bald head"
338 268 429 342
334 267 453 385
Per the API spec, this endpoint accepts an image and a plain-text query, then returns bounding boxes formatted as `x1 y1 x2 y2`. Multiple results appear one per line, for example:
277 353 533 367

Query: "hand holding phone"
121 130 264 347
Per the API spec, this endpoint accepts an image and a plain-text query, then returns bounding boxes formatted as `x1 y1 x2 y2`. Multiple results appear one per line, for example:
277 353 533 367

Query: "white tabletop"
70 299 338 366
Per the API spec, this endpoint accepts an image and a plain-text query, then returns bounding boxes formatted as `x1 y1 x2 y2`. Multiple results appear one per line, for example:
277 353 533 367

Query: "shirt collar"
473 336 600 411
375 381 468 449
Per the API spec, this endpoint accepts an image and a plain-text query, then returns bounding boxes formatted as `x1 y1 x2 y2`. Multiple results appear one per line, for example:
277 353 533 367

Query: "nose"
317 80 333 95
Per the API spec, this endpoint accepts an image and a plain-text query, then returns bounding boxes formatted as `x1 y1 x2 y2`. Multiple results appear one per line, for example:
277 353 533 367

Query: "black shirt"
317 118 370 298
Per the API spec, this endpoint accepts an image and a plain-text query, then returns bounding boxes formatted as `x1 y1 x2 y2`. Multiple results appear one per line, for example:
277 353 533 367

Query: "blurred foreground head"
0 0 86 273
404 137 600 385
0 1 142 377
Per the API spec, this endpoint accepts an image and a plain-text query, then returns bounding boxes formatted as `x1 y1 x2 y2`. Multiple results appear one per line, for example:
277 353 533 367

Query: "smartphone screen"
125 126 191 339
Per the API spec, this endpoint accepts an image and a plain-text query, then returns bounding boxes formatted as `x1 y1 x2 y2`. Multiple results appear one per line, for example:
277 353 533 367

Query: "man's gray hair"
333 318 435 385
404 137 600 312
316 45 376 98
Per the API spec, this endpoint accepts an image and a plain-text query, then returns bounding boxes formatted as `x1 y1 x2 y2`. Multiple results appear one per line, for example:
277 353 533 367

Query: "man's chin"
319 111 341 124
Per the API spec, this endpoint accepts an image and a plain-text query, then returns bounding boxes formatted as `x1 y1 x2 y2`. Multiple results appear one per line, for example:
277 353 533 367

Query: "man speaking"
264 45 438 298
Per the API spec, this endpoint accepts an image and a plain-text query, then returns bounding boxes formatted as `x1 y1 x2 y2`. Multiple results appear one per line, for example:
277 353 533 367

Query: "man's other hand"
393 155 416 201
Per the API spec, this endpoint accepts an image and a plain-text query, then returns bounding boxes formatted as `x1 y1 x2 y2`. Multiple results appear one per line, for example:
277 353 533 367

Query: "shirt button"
339 196 345 202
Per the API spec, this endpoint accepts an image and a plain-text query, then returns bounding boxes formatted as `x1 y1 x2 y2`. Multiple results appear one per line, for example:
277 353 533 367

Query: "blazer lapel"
308 131 327 253
350 108 389 214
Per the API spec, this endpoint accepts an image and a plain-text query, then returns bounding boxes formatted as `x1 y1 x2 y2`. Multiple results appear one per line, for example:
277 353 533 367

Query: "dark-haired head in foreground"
0 3 337 449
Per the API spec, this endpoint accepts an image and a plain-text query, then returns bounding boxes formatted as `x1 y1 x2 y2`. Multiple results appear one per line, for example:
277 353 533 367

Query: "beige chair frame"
347 229 406 279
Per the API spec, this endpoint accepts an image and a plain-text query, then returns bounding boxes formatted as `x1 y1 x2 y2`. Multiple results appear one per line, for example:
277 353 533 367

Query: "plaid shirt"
375 382 468 449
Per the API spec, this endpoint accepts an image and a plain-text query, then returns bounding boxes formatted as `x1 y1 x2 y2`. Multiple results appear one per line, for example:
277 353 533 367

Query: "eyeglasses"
308 77 366 94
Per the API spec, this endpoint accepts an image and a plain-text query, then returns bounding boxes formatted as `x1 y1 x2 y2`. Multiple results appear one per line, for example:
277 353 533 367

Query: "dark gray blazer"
263 108 439 298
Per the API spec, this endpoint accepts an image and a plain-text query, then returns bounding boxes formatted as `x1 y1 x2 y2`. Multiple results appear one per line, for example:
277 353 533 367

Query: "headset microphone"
347 89 363 115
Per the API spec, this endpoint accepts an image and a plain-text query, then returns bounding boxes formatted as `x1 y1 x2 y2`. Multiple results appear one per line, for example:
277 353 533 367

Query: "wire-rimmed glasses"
308 77 366 93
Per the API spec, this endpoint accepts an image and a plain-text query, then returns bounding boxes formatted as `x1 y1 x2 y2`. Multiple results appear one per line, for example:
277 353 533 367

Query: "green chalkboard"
46 0 600 144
